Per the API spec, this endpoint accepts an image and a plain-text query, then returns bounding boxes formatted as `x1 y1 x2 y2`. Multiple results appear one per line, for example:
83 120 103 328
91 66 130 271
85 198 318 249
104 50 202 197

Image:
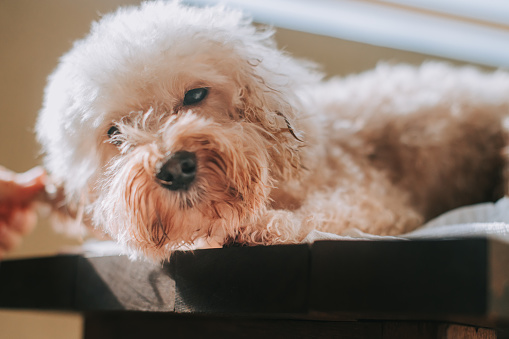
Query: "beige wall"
0 1 473 338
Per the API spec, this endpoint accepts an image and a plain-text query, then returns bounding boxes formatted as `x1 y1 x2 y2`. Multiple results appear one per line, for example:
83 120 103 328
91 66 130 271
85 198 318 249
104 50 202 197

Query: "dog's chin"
91 114 272 260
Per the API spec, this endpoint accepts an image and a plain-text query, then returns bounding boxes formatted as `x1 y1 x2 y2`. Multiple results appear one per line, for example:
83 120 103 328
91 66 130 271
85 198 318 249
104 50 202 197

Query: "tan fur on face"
93 110 277 259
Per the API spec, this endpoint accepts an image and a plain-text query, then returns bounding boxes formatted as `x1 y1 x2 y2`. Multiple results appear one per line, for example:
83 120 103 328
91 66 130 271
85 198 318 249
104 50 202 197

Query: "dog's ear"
229 30 321 146
237 81 300 134
234 68 307 181
225 25 324 181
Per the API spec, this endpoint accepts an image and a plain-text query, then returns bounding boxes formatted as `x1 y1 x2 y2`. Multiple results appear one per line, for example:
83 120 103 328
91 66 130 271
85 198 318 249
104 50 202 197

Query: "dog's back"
304 62 509 221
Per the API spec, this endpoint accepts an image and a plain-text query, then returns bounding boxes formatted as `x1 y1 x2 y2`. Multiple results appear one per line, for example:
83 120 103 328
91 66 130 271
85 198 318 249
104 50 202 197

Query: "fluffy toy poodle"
35 1 509 260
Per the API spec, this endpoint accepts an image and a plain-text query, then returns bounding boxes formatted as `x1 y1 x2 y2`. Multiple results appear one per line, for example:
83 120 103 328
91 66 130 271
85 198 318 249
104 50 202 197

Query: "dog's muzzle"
156 151 197 191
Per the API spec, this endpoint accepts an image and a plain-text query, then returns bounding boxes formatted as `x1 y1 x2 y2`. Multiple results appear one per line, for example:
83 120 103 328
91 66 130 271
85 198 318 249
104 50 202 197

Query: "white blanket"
303 197 509 243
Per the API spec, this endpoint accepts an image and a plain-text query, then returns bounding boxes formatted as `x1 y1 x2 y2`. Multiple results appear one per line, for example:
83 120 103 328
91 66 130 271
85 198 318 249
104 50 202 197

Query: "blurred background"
0 0 507 337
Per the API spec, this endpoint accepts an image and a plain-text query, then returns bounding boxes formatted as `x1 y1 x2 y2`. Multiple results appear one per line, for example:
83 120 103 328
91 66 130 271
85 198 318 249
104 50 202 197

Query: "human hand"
0 166 46 259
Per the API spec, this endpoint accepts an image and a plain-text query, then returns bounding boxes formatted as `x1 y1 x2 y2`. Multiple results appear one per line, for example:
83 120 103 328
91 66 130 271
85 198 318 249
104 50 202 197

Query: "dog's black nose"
156 151 197 191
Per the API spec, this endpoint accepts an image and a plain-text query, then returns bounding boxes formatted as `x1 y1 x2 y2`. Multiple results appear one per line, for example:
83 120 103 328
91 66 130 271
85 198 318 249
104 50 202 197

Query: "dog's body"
36 1 509 260
292 64 508 235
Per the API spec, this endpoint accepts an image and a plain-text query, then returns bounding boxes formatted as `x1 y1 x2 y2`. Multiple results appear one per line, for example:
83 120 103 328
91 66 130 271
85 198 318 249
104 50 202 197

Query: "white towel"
303 197 509 243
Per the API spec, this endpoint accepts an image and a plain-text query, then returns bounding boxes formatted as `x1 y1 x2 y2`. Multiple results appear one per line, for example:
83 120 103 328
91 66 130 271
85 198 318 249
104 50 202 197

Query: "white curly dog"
33 1 509 260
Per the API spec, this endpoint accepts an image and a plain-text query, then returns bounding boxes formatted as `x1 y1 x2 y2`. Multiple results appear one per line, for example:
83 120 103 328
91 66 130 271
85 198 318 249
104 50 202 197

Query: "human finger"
0 167 46 205
8 207 38 236
0 222 23 257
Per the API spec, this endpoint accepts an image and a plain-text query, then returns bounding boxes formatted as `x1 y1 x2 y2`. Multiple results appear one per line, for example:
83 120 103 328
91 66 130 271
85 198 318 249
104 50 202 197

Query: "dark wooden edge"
309 239 488 317
0 255 78 310
172 244 310 314
1 238 509 328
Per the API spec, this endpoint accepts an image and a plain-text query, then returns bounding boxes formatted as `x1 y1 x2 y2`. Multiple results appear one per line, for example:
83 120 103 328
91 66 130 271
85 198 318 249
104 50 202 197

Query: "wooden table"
1 238 508 338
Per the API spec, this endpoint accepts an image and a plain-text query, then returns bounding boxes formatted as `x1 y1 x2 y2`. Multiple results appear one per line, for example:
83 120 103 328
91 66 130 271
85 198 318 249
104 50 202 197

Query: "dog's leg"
233 171 423 245
294 172 424 238
233 209 303 246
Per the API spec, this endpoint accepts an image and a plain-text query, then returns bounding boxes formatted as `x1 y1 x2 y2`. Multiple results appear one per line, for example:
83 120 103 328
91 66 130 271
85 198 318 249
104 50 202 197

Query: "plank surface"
1 238 509 329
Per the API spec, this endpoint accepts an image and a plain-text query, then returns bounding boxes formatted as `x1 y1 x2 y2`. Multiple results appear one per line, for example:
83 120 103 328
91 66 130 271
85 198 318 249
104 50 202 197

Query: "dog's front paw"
234 210 303 246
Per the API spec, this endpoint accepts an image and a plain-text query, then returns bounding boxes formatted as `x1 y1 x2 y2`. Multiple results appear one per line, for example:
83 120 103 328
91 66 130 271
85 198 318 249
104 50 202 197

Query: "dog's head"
36 1 319 259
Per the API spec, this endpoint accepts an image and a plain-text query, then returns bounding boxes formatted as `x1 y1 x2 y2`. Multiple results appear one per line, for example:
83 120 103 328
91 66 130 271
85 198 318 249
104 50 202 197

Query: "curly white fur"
36 1 509 260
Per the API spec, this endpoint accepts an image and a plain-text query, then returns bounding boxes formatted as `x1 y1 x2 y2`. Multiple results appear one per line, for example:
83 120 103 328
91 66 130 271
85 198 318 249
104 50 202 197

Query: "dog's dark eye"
107 126 122 145
183 88 208 105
